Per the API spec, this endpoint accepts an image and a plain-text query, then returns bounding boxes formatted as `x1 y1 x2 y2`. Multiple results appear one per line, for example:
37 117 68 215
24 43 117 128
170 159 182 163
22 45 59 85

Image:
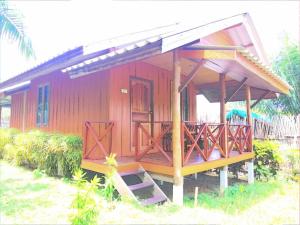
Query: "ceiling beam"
225 77 248 103
179 61 204 92
251 90 272 108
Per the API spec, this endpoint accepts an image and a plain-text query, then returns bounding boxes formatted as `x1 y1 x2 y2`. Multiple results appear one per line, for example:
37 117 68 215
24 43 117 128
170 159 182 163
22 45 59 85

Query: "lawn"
0 160 299 225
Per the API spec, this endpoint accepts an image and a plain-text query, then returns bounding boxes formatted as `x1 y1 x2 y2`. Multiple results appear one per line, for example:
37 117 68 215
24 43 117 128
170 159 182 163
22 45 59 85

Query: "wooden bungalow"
0 13 291 205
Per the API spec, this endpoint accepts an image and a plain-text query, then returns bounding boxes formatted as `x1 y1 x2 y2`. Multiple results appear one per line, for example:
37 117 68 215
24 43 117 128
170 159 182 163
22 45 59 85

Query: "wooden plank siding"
10 92 25 129
9 60 197 160
108 61 197 158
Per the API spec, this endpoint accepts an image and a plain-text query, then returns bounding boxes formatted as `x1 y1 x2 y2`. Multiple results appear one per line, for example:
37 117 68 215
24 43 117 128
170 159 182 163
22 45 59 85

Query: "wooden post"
219 73 228 157
22 91 27 132
245 85 253 151
172 50 183 205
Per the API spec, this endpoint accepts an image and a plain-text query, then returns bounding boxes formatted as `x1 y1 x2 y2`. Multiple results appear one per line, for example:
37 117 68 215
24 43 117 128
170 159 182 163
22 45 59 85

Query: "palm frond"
0 1 34 58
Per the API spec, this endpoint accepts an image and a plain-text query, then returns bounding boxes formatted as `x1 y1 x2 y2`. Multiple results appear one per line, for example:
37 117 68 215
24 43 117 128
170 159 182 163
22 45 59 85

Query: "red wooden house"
0 13 290 205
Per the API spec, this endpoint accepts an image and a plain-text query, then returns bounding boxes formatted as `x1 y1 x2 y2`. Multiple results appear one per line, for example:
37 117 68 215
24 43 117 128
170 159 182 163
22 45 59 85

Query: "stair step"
129 181 154 191
141 194 167 206
119 170 144 177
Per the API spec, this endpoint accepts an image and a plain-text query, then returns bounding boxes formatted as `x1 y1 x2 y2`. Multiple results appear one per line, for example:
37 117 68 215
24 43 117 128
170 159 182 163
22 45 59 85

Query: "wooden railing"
227 124 252 154
83 121 114 159
182 122 226 165
135 121 173 165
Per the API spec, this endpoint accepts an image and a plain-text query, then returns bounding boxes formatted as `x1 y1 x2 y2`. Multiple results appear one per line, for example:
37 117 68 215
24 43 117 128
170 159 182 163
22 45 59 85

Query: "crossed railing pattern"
182 122 226 165
227 124 252 154
83 121 114 159
135 121 173 165
83 120 252 164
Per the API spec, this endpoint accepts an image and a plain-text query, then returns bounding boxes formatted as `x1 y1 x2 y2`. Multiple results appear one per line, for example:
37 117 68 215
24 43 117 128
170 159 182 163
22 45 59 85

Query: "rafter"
179 61 204 92
225 77 248 103
251 90 272 108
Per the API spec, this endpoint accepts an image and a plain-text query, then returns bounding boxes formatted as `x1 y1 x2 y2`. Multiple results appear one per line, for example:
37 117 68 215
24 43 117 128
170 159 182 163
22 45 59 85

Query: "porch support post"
245 85 253 151
22 91 27 132
220 165 228 193
219 73 228 157
247 159 255 184
172 50 183 205
245 85 254 183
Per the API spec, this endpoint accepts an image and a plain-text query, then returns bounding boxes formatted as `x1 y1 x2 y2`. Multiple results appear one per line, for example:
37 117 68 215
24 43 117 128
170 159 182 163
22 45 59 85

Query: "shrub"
3 143 17 162
0 128 82 178
253 140 282 180
0 128 20 159
13 130 49 169
69 170 100 225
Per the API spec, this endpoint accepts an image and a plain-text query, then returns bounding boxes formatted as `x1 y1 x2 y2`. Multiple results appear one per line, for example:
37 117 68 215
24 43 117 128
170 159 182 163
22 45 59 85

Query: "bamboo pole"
245 85 253 151
172 50 183 205
219 73 228 157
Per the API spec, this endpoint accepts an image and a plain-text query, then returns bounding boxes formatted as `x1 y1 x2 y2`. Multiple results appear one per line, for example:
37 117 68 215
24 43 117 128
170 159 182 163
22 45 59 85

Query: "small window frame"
36 83 50 127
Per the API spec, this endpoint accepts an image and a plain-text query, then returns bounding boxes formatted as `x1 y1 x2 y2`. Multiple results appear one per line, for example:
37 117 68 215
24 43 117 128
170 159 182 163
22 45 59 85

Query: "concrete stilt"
194 173 198 180
247 160 255 184
173 177 184 205
220 166 228 193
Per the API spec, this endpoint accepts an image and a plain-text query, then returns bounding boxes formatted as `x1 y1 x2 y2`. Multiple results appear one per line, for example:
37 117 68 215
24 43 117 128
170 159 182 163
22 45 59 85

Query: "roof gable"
0 13 275 90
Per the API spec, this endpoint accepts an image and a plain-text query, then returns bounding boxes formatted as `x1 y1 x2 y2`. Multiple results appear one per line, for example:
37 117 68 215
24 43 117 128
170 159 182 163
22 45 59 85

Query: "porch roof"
0 13 291 101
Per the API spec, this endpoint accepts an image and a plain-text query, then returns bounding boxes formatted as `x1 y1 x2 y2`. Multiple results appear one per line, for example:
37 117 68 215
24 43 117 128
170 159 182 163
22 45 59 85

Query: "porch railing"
227 124 252 154
83 121 114 159
135 121 173 165
82 120 252 164
182 122 226 165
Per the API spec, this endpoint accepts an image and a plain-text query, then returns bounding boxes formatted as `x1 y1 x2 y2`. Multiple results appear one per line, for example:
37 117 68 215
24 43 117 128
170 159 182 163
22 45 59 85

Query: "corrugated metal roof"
237 49 292 90
62 35 162 74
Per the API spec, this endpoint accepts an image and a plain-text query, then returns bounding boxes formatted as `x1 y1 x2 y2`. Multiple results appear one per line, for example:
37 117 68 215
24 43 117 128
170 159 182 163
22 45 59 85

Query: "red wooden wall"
10 60 197 159
10 92 25 129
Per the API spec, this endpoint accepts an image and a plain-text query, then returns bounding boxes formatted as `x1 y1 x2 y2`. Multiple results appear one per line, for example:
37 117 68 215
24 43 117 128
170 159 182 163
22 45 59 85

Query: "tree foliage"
256 38 300 116
0 0 34 57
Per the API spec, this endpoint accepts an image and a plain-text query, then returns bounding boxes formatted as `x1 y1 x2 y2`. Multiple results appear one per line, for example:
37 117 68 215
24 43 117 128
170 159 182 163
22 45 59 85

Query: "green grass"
0 160 299 225
184 181 283 214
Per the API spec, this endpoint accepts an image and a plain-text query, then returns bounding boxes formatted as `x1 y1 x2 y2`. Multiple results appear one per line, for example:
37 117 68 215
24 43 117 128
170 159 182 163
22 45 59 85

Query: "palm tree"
0 0 34 58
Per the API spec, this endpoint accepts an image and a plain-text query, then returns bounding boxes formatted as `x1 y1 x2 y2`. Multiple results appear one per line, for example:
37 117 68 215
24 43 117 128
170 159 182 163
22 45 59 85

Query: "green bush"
44 134 82 177
13 130 49 169
0 128 82 178
253 140 282 180
0 128 20 159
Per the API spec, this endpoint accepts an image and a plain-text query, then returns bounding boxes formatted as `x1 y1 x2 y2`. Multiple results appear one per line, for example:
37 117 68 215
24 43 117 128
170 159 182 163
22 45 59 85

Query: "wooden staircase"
112 166 169 206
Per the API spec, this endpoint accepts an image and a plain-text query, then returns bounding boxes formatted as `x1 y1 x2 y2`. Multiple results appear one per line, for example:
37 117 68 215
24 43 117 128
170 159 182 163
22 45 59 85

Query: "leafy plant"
33 169 45 179
69 170 100 225
102 153 118 202
253 140 282 180
256 38 299 116
0 0 34 57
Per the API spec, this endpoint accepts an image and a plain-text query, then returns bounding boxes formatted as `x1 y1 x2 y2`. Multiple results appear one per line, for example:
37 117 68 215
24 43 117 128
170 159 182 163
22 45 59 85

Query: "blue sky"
0 0 299 81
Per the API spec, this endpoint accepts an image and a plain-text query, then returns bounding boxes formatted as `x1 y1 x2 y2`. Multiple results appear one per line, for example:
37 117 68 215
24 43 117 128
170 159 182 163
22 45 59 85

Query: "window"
181 87 189 121
37 84 49 126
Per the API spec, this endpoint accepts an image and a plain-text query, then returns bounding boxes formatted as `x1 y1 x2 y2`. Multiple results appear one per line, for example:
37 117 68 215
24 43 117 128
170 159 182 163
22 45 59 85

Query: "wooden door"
130 78 153 152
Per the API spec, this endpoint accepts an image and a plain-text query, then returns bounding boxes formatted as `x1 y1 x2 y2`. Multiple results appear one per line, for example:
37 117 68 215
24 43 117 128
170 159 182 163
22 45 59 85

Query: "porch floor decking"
81 150 254 177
